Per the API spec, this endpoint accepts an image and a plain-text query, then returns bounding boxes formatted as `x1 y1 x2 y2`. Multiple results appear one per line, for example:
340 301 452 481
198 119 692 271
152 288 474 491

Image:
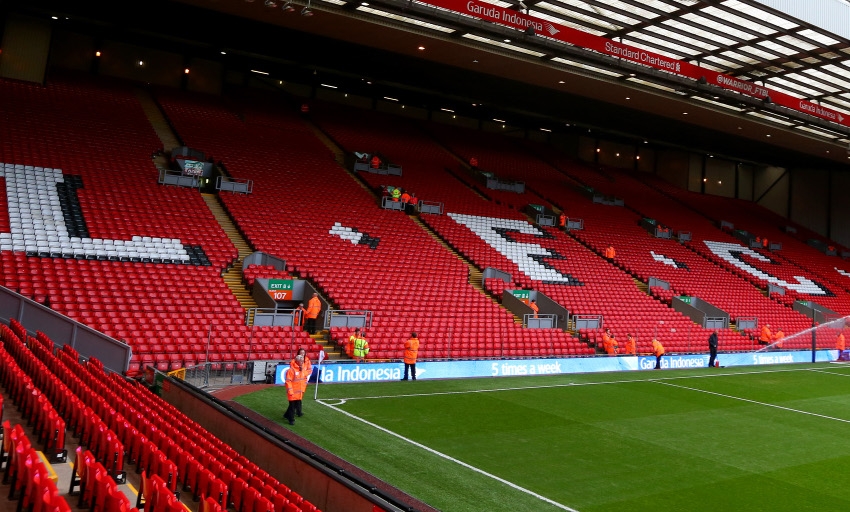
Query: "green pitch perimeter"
234 363 850 512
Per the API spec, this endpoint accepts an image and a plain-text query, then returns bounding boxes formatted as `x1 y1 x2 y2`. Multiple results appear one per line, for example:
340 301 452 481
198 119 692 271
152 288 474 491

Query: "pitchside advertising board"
274 350 837 384
419 0 849 127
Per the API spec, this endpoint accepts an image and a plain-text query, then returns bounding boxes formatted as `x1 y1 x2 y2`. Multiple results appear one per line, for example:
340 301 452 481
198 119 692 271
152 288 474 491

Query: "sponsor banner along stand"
274 350 837 384
419 0 849 127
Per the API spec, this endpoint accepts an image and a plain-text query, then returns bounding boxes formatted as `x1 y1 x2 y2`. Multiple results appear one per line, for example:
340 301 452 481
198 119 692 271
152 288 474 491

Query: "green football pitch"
234 363 850 512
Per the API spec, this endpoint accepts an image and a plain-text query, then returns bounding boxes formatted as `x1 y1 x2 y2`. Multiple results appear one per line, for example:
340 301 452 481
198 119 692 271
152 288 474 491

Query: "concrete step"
201 193 259 312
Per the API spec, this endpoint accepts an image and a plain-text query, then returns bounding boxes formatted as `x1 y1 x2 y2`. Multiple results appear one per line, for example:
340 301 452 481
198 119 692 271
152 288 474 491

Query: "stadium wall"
831 172 850 248
0 14 51 84
790 168 830 237
754 166 790 218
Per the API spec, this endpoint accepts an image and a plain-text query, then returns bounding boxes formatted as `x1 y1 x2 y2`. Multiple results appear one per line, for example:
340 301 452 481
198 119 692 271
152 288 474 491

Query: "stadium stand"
0 317 323 512
0 73 317 374
152 90 592 359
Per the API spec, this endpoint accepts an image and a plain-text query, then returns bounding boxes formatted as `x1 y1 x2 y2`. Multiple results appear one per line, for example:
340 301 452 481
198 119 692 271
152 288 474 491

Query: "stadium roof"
12 0 850 168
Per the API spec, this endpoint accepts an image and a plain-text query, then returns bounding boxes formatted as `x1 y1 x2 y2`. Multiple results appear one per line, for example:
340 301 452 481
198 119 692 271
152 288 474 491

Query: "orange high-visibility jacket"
838 333 846 351
759 325 772 343
306 297 321 319
652 339 665 356
404 337 420 364
290 358 312 392
285 367 304 401
625 337 636 355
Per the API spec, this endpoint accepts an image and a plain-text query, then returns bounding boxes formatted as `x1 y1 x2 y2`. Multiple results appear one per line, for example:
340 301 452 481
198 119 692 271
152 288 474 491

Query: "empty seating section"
475 144 808 348
0 74 321 372
407 126 729 352
430 127 850 349
1 72 847 363
152 93 588 358
0 420 73 512
1 320 321 511
529 149 844 346
309 104 516 219
584 168 850 326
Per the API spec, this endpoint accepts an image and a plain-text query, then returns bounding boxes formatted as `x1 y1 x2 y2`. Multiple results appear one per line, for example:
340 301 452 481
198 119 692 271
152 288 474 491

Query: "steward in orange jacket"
292 348 312 393
402 333 420 381
283 356 306 425
293 303 305 327
651 338 665 369
624 334 636 355
759 324 772 344
604 246 616 259
772 329 784 349
838 332 846 352
602 328 617 355
529 300 539 318
305 293 321 334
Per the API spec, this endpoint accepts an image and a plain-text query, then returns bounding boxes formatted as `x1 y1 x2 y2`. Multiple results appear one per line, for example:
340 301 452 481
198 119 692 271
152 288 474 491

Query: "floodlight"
282 1 295 11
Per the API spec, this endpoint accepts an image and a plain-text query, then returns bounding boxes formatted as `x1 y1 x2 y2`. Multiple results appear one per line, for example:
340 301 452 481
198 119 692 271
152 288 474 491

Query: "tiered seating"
611 171 850 323
153 92 589 358
3 319 320 512
414 125 734 352
0 421 73 512
477 137 838 349
0 328 76 512
0 73 318 373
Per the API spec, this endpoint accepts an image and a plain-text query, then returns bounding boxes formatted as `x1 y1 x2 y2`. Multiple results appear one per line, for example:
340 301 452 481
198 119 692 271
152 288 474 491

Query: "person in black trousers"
708 330 718 368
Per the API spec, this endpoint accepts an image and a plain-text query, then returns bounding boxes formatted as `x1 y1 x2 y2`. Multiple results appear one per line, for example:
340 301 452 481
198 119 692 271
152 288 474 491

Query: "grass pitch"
234 363 850 512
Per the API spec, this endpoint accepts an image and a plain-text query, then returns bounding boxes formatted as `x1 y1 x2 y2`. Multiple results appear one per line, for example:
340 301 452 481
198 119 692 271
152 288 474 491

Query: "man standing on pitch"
652 338 665 370
284 353 306 425
708 330 718 368
402 332 420 381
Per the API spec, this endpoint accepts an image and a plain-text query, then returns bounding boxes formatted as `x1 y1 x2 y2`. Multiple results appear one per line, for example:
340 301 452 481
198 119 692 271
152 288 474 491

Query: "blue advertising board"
274 350 837 384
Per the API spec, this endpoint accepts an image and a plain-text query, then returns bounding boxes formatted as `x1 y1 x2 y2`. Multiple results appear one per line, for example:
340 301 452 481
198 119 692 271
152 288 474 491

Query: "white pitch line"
318 366 824 403
809 368 850 378
653 380 850 424
318 400 581 512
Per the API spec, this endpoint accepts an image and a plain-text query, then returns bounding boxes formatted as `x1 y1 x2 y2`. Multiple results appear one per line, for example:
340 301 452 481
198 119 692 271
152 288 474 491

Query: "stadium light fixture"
282 1 295 11
264 0 278 7
302 0 314 15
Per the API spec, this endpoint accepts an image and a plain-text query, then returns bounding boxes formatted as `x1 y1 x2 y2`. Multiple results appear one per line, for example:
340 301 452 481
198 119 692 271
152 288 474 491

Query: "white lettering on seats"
0 164 190 261
703 240 827 295
449 213 576 283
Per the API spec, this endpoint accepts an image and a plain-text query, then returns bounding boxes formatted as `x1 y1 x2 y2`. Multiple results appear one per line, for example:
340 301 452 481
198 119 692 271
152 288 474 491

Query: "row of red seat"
69 447 134 512
2 421 73 512
7 319 320 512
